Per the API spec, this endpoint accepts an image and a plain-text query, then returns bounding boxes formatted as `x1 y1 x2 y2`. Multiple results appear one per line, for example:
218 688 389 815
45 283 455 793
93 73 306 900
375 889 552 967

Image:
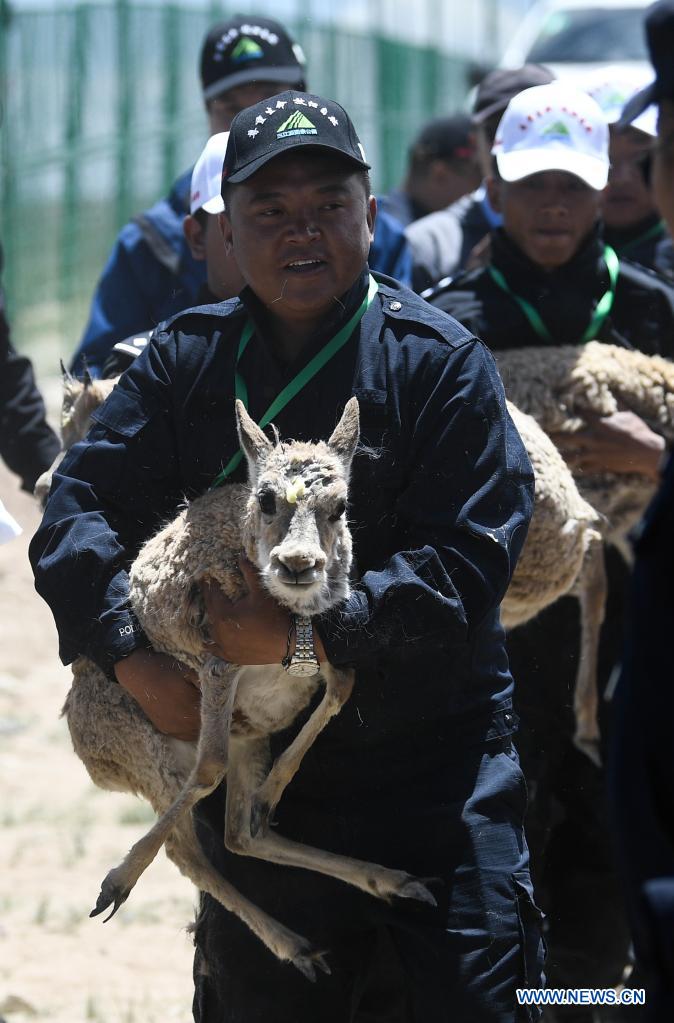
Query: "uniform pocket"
513 870 546 1021
90 385 158 437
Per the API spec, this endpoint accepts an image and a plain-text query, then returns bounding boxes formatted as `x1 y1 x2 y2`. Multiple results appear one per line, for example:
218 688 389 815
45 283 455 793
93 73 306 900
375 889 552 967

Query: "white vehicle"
500 0 652 82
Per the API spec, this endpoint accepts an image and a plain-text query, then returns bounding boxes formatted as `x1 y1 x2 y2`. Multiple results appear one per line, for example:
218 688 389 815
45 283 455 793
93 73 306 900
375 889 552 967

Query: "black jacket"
427 227 674 356
0 293 60 492
30 271 533 765
605 213 674 280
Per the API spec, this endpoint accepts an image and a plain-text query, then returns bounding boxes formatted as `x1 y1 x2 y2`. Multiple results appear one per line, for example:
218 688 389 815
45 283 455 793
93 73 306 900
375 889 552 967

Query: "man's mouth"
284 259 326 274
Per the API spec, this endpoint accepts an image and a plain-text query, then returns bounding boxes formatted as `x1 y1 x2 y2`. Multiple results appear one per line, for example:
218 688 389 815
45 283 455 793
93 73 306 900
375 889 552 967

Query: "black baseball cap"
200 16 307 102
619 0 674 127
472 64 555 124
221 90 371 186
411 114 476 161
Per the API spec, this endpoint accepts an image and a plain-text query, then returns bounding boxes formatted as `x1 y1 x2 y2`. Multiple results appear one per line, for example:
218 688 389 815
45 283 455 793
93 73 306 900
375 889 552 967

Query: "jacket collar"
490 224 606 296
239 267 370 370
604 212 665 257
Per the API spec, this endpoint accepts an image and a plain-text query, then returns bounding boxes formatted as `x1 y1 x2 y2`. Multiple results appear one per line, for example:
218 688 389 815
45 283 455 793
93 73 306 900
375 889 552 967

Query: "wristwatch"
283 615 320 677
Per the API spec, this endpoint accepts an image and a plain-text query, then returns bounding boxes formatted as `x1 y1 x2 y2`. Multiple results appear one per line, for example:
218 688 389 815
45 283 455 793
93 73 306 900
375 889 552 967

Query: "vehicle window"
527 8 649 62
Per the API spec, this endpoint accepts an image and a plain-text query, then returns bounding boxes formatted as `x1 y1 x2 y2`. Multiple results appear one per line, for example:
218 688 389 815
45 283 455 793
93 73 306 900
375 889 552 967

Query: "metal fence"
0 0 499 370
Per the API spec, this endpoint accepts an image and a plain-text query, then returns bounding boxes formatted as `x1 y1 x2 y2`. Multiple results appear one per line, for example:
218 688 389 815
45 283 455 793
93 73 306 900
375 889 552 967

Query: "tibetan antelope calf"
64 398 435 980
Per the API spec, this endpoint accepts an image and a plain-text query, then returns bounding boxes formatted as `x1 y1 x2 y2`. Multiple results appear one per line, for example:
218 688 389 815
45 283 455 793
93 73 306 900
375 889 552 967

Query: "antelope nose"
276 552 325 585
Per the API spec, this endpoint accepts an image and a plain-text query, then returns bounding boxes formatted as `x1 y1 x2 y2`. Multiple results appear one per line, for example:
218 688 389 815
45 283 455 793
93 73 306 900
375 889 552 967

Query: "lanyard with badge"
487 245 619 345
211 274 379 487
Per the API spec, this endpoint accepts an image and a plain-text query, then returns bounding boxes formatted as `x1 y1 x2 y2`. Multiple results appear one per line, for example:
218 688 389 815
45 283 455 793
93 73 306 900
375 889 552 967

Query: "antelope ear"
328 397 360 467
61 376 84 424
235 400 272 478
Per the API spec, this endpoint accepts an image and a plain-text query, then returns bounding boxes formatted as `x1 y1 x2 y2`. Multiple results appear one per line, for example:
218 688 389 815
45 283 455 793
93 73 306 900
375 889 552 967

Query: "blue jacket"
33 271 533 757
70 169 414 377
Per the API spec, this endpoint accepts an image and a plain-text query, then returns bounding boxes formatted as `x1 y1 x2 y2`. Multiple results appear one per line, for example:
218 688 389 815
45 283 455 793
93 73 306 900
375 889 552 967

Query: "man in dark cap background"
70 15 308 376
406 64 554 292
610 3 674 1019
378 114 480 227
70 14 414 377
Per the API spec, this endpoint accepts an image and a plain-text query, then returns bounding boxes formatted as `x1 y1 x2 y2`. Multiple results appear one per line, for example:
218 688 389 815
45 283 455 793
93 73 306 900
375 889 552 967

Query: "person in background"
406 64 554 292
31 88 542 1022
70 15 307 378
584 65 674 275
429 80 674 1019
100 132 246 379
378 114 480 227
182 132 245 303
71 14 413 378
0 245 60 495
610 3 674 1019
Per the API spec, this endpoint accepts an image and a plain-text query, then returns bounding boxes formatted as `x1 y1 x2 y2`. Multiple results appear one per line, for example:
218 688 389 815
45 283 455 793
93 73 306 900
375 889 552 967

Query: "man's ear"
367 194 377 244
219 211 234 256
486 175 502 214
183 214 206 261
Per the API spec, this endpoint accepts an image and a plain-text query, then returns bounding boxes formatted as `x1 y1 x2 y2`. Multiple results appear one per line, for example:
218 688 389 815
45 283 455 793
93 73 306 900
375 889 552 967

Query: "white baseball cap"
583 66 658 138
492 83 610 191
189 131 229 215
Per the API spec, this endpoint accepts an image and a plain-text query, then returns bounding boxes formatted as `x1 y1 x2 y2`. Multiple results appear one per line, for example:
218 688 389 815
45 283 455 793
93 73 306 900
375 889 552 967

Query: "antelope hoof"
249 797 272 838
291 945 331 982
90 877 131 922
574 733 602 768
397 876 439 907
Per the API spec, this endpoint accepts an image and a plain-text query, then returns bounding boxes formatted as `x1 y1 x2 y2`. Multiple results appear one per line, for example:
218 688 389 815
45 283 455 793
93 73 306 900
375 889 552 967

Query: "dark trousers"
510 550 644 1021
191 706 544 1023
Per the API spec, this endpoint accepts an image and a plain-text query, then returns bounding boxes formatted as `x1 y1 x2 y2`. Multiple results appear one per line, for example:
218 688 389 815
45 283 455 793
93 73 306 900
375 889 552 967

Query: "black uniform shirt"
30 270 533 759
428 227 674 355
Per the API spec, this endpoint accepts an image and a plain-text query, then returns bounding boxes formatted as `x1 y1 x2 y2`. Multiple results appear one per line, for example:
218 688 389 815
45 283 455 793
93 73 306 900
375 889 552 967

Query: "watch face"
286 660 320 677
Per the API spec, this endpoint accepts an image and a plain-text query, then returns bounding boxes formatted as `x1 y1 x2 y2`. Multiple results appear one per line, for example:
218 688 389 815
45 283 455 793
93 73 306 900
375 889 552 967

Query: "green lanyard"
488 245 619 345
211 273 379 487
615 220 665 259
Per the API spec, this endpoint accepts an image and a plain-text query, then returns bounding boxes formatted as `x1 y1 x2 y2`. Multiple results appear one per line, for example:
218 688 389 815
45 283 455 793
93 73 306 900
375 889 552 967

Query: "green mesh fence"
0 1 474 372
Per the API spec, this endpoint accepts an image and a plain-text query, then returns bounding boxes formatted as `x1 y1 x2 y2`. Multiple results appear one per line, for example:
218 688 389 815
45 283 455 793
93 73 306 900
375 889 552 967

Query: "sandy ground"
0 459 195 1022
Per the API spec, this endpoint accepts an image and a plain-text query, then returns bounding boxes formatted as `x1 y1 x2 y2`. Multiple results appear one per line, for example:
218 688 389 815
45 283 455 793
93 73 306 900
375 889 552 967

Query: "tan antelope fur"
33 364 116 505
503 403 606 763
63 397 435 980
496 341 674 561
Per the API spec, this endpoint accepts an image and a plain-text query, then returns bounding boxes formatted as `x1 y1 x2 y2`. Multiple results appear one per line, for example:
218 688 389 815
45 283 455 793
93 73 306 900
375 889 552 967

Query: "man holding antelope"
31 91 540 1021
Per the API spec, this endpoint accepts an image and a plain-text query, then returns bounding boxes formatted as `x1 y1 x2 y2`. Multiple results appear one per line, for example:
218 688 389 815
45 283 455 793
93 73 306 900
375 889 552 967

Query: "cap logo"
542 119 572 140
277 111 318 138
231 37 264 62
214 23 279 62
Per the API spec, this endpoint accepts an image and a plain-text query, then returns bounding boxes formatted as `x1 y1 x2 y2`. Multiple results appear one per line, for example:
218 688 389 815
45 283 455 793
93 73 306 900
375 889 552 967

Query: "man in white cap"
429 80 674 1017
585 66 673 274
183 132 244 303
97 132 245 380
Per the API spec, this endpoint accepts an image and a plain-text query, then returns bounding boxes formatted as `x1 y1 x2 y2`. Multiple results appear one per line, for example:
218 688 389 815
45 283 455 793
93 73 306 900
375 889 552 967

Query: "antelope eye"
258 489 276 516
329 500 346 522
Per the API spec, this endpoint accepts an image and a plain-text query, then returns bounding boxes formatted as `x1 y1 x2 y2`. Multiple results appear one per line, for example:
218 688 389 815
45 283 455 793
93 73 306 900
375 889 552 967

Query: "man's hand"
201 557 327 665
114 648 201 741
551 411 665 482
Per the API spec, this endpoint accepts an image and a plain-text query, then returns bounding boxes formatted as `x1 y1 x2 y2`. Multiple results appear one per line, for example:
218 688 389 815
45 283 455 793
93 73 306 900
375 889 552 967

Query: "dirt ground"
0 456 195 1022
